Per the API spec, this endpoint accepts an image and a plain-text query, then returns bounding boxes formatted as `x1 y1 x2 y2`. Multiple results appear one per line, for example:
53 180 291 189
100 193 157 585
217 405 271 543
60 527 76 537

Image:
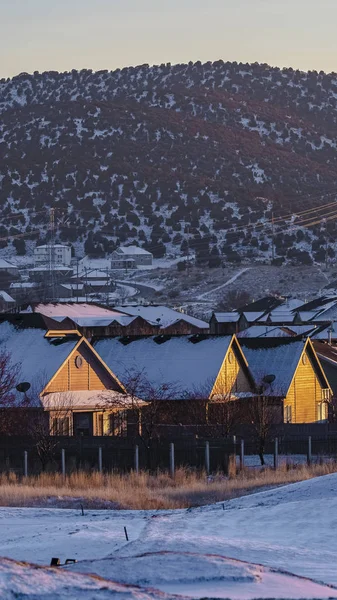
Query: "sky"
1 0 337 78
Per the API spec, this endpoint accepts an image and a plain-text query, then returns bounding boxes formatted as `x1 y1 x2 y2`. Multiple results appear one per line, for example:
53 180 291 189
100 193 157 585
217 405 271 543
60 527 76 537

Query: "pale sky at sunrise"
1 0 336 78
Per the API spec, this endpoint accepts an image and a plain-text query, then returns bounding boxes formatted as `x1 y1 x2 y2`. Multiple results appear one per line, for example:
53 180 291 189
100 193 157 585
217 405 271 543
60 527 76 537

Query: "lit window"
317 401 328 421
284 405 292 423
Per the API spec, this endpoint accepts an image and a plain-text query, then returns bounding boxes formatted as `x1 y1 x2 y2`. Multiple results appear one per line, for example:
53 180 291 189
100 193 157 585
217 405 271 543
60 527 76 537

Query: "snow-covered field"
2 474 337 598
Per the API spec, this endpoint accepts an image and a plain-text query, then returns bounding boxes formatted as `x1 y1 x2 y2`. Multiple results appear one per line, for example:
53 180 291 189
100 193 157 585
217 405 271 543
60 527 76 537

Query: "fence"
1 433 337 477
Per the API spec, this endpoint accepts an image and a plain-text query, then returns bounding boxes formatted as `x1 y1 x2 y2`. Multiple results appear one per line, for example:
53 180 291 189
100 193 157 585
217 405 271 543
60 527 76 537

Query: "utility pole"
271 211 275 264
48 207 56 301
322 218 328 271
186 224 190 276
76 258 79 303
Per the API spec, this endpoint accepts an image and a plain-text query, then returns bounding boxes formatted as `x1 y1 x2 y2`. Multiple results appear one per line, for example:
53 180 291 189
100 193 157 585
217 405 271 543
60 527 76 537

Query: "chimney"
328 321 333 345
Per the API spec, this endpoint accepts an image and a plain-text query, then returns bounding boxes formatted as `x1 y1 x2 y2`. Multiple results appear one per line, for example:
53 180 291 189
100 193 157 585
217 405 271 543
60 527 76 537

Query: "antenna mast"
48 207 56 301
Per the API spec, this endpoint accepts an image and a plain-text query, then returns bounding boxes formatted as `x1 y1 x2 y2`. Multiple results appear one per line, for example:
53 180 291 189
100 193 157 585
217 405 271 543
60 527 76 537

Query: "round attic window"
302 354 307 365
228 351 234 364
75 355 83 369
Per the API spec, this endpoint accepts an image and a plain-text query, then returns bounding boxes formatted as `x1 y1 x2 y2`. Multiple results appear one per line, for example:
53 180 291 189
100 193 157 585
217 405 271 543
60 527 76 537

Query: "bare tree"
0 352 28 435
218 289 251 311
25 378 75 470
241 375 285 466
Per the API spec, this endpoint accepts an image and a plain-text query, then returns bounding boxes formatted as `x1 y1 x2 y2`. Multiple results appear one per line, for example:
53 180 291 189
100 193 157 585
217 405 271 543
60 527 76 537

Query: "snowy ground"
2 474 337 598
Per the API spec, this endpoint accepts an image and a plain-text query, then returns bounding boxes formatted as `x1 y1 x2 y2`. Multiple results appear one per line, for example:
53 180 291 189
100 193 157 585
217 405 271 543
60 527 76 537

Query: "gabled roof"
243 311 266 322
115 246 152 256
0 291 15 303
93 335 243 399
212 312 241 323
239 337 330 395
238 326 293 338
27 303 125 319
238 296 284 313
0 322 79 404
296 296 337 312
115 305 208 329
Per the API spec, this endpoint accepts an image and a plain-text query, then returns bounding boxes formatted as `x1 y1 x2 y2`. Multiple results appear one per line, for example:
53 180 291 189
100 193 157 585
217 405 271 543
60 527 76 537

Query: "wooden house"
240 337 332 423
209 312 248 335
0 322 142 437
93 334 255 430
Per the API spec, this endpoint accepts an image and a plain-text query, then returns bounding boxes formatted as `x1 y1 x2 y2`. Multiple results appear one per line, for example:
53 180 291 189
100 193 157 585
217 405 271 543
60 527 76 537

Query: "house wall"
211 347 251 398
285 349 327 423
45 343 119 393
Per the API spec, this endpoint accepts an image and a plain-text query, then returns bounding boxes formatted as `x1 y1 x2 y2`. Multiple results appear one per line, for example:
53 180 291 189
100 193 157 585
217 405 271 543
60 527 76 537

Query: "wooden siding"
211 346 251 398
45 342 120 394
285 349 326 423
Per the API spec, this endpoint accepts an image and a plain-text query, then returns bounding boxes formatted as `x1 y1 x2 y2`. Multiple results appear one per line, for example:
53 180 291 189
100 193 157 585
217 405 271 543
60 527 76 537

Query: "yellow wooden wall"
284 350 326 423
211 346 251 398
46 343 117 393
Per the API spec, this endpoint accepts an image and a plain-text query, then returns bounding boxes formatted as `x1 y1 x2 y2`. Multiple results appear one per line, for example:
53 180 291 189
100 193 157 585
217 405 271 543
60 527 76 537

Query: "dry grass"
0 462 336 510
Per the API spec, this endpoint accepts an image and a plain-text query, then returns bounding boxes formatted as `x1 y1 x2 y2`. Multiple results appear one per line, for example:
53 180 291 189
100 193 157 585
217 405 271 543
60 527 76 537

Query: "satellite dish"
16 382 31 393
262 374 276 385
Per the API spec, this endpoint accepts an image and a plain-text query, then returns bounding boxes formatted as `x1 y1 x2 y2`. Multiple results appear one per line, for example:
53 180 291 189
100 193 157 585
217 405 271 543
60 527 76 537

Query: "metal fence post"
98 447 103 473
24 450 28 478
274 438 278 470
240 439 245 471
134 445 139 474
307 436 312 466
205 441 210 475
61 448 66 478
169 443 175 478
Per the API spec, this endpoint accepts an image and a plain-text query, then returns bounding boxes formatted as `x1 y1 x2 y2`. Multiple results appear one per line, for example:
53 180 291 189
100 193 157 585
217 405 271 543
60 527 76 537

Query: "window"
52 417 70 436
317 402 328 421
110 411 128 437
322 389 330 400
75 355 83 369
284 405 292 423
96 413 103 436
302 354 307 365
228 351 234 364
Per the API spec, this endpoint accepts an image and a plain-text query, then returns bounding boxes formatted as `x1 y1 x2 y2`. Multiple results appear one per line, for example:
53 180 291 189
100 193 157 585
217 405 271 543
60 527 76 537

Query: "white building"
34 244 72 267
111 246 153 268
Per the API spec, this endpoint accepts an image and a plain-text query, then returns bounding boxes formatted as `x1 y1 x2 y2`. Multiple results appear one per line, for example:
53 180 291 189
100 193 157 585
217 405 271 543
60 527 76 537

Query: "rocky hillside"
1 61 337 264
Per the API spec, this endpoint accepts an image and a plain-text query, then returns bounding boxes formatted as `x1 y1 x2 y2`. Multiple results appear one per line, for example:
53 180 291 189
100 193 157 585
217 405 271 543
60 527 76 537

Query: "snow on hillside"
3 474 337 598
1 62 337 266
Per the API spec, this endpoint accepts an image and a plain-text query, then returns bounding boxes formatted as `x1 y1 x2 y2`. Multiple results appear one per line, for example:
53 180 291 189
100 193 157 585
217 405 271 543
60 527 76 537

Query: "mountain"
1 61 337 265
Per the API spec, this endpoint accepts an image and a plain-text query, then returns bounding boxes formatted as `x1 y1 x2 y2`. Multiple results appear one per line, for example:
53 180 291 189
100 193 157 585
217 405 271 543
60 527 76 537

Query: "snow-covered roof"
30 303 125 319
10 282 37 289
272 298 304 312
41 390 146 409
240 338 306 395
114 305 208 329
73 316 137 328
35 244 70 250
243 311 266 322
311 322 337 340
29 265 71 272
94 335 233 398
115 246 152 256
238 326 292 339
60 283 84 291
0 322 78 404
297 311 321 322
268 310 295 323
0 291 15 303
213 312 241 323
0 258 18 270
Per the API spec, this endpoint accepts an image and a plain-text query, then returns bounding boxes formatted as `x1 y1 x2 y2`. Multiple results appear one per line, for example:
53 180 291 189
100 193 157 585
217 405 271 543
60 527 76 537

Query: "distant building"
34 244 72 267
0 291 15 312
0 258 19 277
111 246 153 267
